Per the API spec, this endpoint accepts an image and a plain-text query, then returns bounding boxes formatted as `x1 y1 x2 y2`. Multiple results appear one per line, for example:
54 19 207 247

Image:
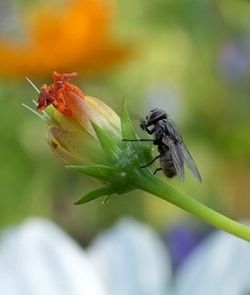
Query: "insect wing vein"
180 143 202 182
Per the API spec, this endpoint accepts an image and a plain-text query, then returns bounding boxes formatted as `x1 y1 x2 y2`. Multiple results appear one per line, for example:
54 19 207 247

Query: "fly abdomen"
160 149 177 178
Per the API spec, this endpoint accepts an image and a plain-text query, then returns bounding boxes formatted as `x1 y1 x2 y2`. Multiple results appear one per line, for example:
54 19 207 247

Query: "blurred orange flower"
0 0 128 78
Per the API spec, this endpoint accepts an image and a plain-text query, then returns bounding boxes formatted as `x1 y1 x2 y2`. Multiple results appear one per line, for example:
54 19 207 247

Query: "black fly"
125 108 202 182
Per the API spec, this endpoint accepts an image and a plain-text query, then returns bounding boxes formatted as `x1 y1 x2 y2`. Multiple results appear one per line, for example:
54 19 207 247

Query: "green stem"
135 170 250 242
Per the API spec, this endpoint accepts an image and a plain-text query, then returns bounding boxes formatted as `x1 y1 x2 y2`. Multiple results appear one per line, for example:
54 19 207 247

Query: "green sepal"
67 164 113 181
121 100 152 165
121 100 137 140
74 187 113 205
91 121 119 159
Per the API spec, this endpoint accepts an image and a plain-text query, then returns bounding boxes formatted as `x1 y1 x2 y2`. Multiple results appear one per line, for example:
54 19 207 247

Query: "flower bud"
37 71 121 164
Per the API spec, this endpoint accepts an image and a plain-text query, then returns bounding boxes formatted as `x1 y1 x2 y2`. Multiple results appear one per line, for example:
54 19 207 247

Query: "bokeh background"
0 0 249 263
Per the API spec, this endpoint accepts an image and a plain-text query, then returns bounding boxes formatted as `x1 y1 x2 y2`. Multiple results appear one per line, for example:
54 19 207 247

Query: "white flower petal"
175 228 250 295
0 218 107 295
88 218 172 295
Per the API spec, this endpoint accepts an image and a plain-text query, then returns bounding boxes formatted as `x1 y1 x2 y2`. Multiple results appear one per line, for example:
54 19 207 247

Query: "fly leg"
122 139 154 142
140 155 160 168
140 121 156 135
154 168 162 175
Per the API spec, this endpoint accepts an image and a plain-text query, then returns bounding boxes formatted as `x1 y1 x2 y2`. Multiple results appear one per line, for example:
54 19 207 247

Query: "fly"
124 108 202 182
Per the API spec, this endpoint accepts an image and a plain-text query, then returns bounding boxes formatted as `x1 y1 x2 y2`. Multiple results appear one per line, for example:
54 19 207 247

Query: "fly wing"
164 118 202 182
179 142 202 182
162 136 185 181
